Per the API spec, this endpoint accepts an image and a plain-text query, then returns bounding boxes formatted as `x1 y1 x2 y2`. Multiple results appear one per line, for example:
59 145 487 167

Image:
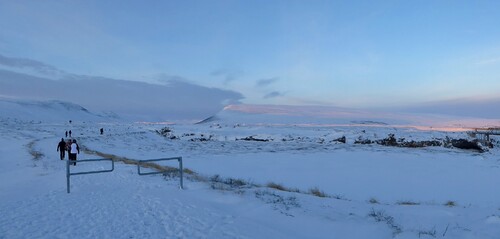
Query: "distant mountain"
199 104 500 129
195 115 220 124
0 97 117 123
198 104 408 125
0 57 243 121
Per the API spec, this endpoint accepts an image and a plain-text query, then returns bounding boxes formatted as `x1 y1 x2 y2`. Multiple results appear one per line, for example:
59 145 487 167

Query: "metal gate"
66 156 183 193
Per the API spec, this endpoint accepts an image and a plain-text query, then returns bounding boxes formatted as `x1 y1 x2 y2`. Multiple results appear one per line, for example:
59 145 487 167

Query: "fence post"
66 159 70 193
179 157 183 189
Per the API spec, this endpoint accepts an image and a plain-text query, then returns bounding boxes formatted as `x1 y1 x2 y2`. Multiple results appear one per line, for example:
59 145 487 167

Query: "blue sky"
1 0 500 109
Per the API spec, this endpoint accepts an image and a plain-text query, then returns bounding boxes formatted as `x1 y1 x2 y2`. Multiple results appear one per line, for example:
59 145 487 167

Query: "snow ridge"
0 97 117 123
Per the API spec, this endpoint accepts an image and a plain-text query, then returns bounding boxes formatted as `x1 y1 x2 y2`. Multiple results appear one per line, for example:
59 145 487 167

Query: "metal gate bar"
66 158 114 193
137 157 183 189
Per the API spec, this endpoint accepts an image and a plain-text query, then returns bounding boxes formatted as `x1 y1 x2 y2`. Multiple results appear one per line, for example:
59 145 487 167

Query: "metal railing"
65 156 184 193
137 157 183 189
66 158 114 193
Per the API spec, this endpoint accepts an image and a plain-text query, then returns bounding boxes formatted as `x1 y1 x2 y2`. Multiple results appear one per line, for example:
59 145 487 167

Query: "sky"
1 0 500 111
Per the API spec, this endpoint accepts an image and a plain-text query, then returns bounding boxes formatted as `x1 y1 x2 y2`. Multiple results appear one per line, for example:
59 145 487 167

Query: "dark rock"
237 136 270 142
331 136 346 144
354 137 373 144
376 134 398 146
450 139 484 151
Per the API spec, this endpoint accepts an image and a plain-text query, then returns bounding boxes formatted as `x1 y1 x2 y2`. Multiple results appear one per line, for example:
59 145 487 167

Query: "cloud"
0 54 65 76
255 77 279 88
211 69 243 84
476 57 500 66
398 98 500 119
154 74 190 84
263 91 285 99
0 58 244 121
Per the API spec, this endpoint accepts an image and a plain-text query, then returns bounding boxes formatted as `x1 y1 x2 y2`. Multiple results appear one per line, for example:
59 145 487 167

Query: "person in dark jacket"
56 138 66 160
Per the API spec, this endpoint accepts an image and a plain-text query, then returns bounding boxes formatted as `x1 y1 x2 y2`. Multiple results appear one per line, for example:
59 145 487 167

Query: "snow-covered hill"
1 100 499 239
0 97 118 123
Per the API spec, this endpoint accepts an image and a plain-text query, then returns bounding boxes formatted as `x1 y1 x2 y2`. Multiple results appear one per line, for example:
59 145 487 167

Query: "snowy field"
1 103 500 238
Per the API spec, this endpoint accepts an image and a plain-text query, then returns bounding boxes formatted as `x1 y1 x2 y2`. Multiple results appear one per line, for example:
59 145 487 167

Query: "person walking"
65 131 68 137
66 139 72 159
56 138 66 160
69 130 72 137
69 139 80 166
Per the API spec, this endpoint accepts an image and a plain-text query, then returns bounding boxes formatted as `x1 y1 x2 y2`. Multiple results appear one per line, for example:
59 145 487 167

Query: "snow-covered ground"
1 101 500 238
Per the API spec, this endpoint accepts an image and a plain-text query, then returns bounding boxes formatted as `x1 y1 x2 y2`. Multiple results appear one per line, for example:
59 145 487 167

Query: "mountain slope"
0 97 115 123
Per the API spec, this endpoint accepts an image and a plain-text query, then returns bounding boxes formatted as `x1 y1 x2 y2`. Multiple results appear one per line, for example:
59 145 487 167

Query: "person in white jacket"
69 139 80 166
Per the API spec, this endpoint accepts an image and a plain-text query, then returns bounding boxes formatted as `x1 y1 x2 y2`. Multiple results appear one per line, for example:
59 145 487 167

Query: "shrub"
368 209 402 236
444 201 456 207
255 190 301 214
156 127 173 137
418 227 437 238
309 187 327 198
183 168 195 175
267 182 300 193
397 200 419 206
267 182 287 191
26 141 44 160
369 198 379 204
29 150 44 160
209 174 251 192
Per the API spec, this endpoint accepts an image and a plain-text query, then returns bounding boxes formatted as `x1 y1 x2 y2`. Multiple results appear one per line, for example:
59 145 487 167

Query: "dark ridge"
196 115 218 124
351 120 388 125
